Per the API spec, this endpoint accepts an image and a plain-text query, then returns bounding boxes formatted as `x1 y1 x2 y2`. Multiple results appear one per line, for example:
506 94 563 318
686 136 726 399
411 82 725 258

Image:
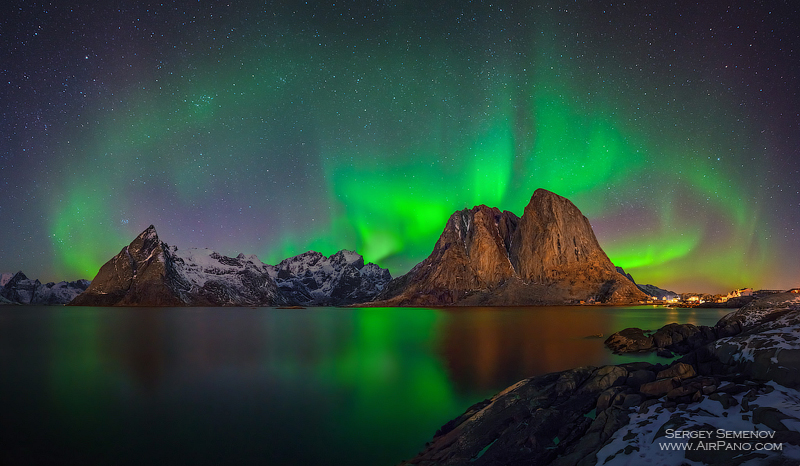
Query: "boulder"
604 328 654 353
625 369 656 389
639 378 681 397
652 323 698 348
400 365 640 466
656 363 696 380
579 366 628 393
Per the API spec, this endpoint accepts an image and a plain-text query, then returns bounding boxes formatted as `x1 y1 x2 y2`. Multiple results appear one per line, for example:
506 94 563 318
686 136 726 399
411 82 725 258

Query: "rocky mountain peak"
330 249 365 269
0 272 13 287
127 225 162 263
235 253 261 264
68 225 389 307
6 271 29 286
70 225 286 306
510 188 617 283
374 189 648 306
268 249 391 305
616 266 636 284
1 270 89 305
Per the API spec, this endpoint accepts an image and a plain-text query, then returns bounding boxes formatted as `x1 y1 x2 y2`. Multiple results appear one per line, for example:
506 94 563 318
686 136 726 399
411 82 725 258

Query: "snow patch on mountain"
1 271 91 305
268 250 391 305
172 248 270 287
162 246 285 306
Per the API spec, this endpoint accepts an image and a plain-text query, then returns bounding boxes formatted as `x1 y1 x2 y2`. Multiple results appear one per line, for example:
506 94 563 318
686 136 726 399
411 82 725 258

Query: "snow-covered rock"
717 292 800 330
403 293 800 466
0 272 14 287
267 250 391 305
0 271 91 305
67 225 388 306
598 381 800 466
70 226 287 306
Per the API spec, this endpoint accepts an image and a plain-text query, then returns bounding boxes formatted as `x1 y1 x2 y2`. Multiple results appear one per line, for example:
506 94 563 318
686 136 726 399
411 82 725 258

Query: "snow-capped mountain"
267 250 392 305
0 272 14 287
0 271 91 305
169 247 288 306
68 225 390 307
70 225 287 306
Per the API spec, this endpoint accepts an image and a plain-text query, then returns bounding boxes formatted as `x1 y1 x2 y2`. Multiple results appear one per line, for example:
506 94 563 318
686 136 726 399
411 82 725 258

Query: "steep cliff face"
69 226 181 306
509 190 645 303
374 206 519 305
374 189 647 306
69 226 286 306
510 189 617 283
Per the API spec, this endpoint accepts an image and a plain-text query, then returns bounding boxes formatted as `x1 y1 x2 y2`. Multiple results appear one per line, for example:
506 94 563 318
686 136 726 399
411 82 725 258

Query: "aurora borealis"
2 1 799 293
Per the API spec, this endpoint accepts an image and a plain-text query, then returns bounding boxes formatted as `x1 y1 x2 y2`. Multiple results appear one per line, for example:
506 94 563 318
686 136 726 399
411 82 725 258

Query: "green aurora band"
45 2 780 293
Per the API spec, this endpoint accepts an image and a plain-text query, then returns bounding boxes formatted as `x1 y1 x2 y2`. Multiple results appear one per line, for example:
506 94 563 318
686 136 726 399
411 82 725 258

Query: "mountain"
615 266 679 300
636 284 679 300
267 250 391 306
0 272 14 287
69 226 287 306
373 189 648 306
0 271 91 305
615 266 636 284
68 225 391 307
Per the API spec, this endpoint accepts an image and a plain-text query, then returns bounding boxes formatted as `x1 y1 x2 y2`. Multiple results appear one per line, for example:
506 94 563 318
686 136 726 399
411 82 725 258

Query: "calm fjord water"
0 306 731 466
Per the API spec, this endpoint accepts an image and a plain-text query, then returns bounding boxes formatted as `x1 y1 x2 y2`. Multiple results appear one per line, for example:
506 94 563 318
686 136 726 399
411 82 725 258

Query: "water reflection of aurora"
3 306 731 465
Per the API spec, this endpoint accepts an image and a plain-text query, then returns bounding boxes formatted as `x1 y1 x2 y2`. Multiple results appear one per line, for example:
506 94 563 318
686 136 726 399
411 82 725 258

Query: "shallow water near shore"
0 305 732 465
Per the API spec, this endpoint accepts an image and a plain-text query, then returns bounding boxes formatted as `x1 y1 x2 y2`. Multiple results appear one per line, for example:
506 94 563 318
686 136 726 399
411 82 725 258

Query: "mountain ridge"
372 189 648 306
266 249 392 305
0 271 91 305
68 225 391 306
15 189 660 307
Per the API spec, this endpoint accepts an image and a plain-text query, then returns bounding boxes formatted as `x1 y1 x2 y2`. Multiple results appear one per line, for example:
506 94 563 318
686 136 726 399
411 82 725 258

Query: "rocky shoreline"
400 292 800 465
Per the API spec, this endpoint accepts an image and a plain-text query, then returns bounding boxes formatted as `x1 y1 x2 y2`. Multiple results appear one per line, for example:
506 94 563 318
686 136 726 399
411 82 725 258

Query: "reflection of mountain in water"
106 309 167 393
437 308 617 393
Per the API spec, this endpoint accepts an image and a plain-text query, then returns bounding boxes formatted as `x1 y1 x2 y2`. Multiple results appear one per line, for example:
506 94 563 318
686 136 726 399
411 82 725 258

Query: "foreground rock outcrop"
605 292 800 358
0 271 90 305
374 189 647 306
604 322 721 357
402 293 800 465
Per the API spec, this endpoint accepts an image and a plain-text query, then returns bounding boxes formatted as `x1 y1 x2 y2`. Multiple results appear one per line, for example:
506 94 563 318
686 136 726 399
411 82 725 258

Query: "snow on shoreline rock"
402 293 800 465
597 380 800 466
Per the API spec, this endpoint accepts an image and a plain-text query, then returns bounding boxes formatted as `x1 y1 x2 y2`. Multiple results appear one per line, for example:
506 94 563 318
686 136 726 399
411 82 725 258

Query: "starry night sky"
2 1 799 294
